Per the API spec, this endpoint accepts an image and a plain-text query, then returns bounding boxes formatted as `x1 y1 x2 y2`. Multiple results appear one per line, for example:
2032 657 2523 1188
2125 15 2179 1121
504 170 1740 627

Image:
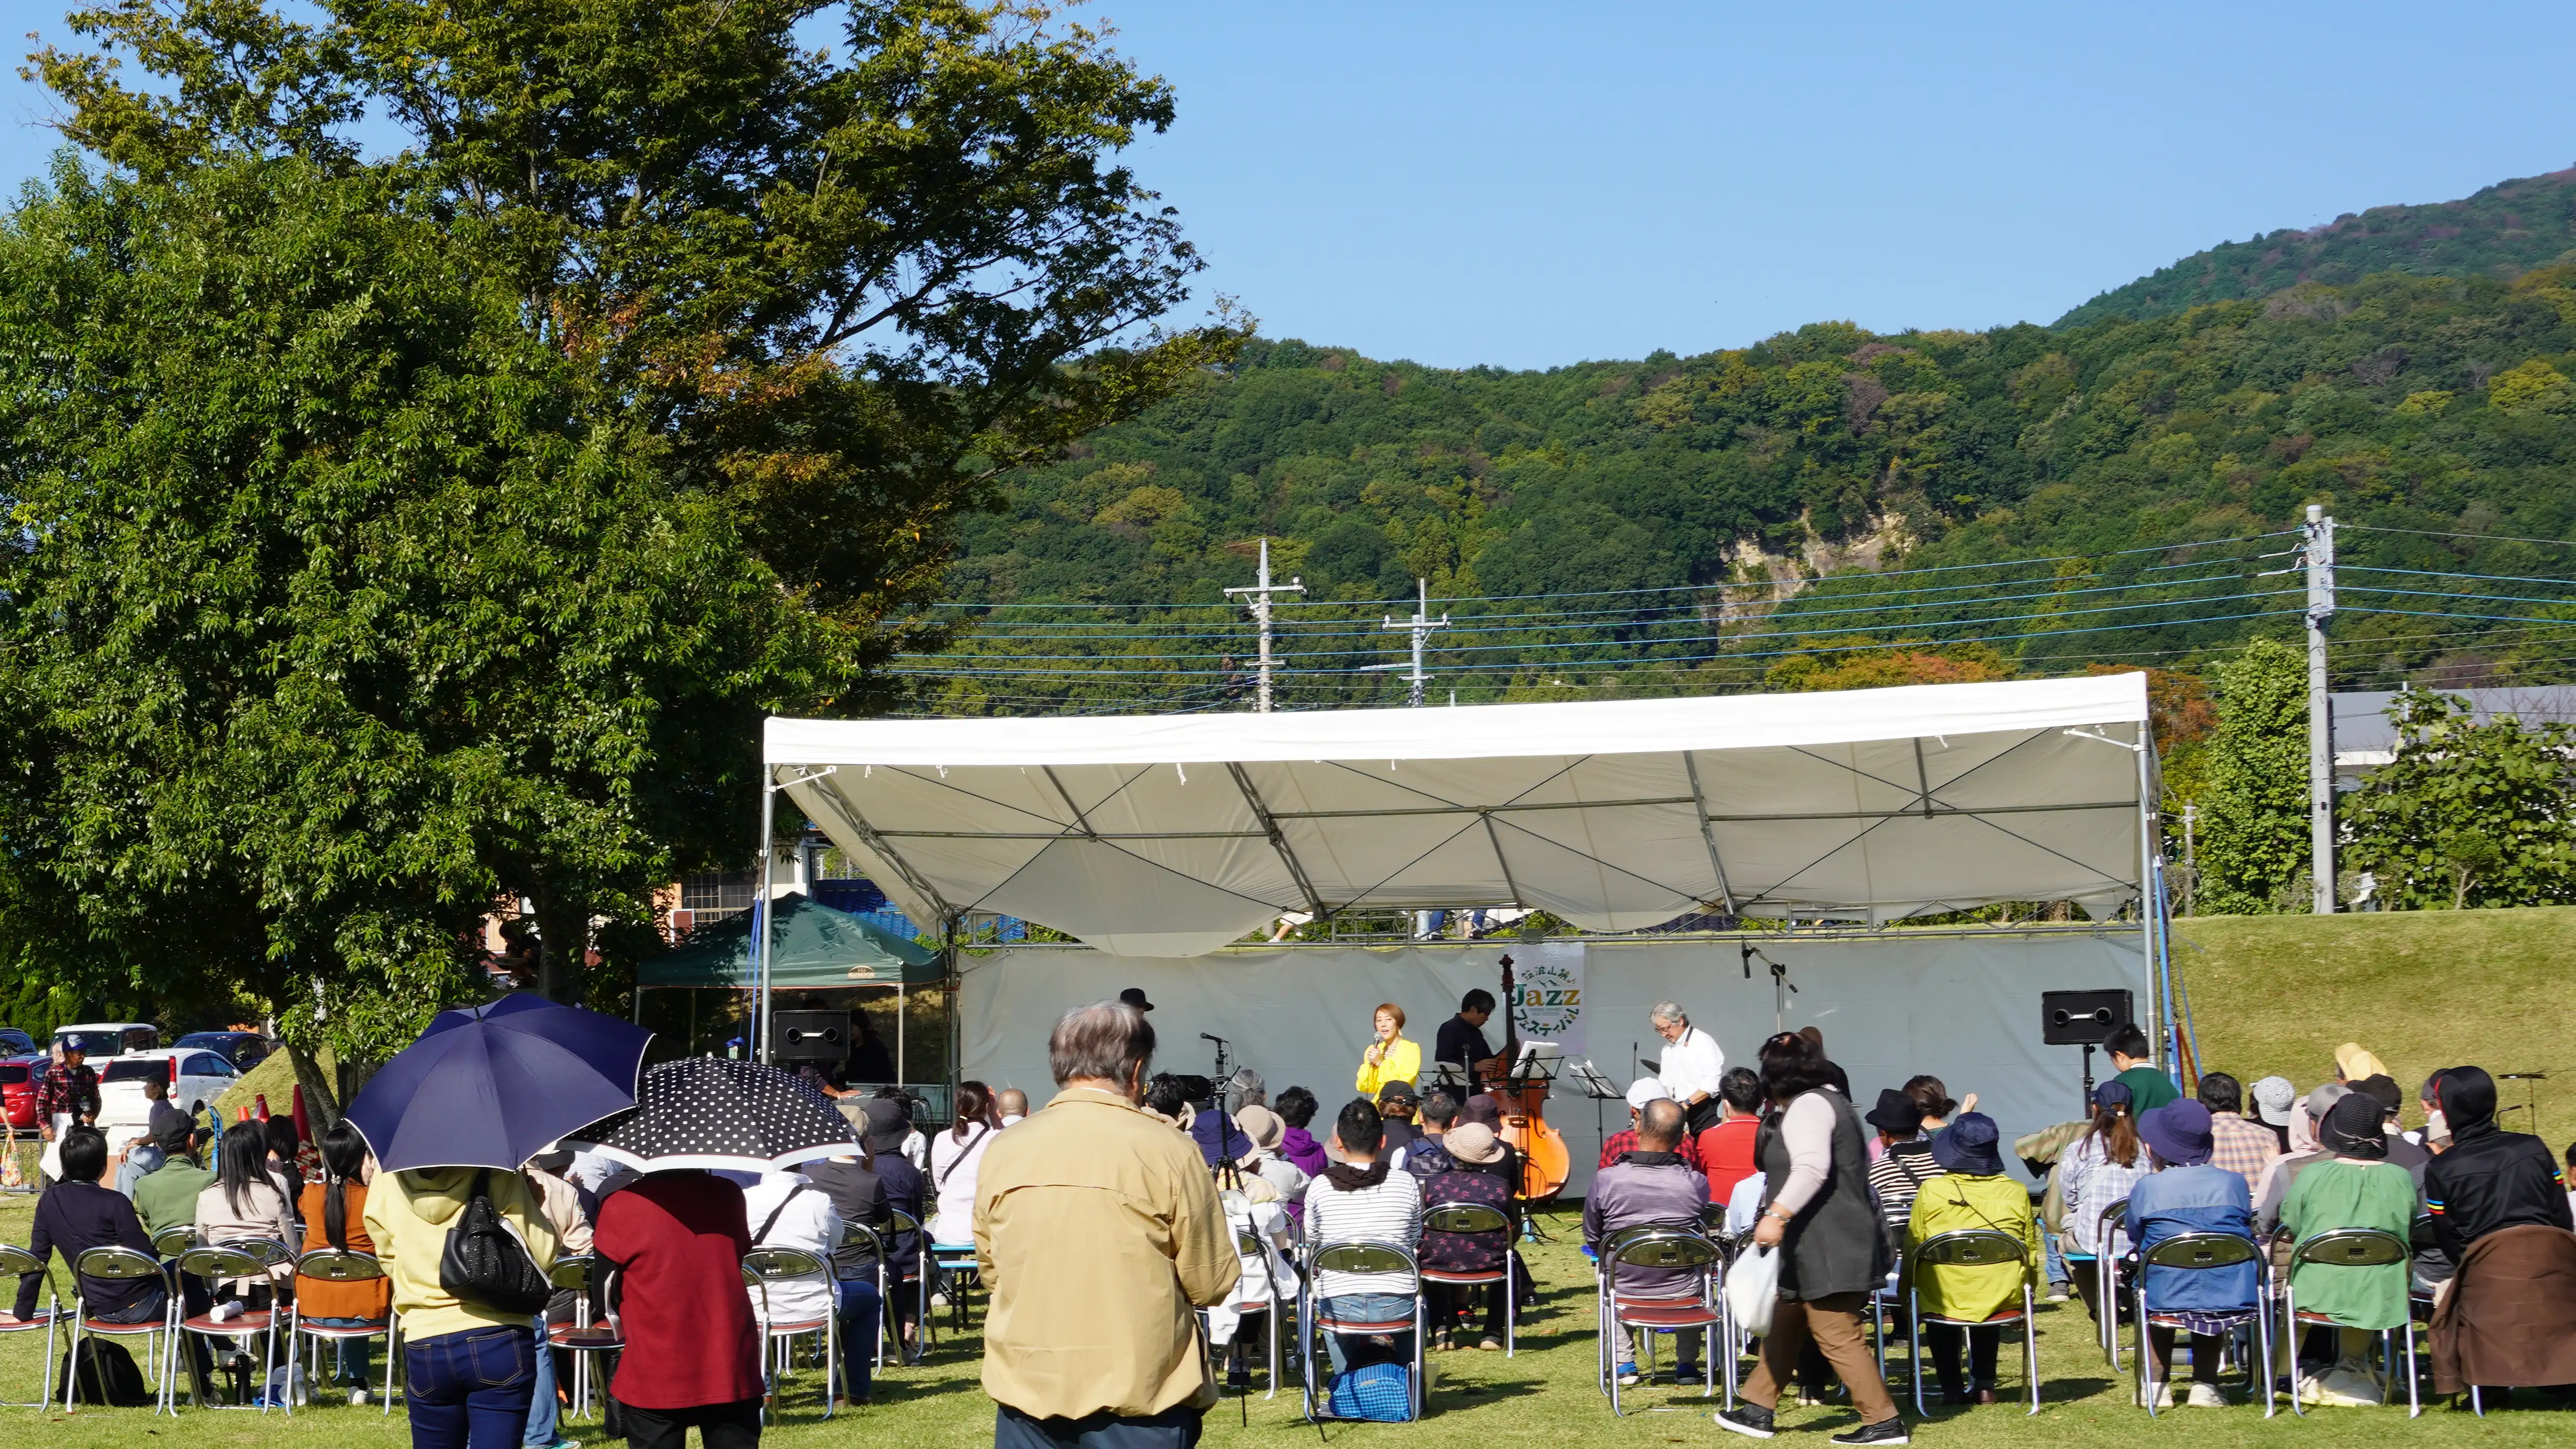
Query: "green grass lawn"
2175 904 2576 1139
2 1193 2569 1448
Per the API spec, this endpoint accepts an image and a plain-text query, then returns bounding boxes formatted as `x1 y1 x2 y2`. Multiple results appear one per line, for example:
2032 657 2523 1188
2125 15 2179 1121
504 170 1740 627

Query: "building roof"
2333 685 2576 768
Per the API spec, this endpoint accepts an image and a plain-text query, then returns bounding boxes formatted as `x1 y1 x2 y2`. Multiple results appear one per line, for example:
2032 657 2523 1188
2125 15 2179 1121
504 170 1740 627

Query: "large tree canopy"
0 0 1239 1074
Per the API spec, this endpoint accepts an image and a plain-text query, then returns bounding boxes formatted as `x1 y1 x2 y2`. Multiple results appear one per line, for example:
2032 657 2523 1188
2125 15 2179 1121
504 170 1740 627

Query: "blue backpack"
1327 1362 1416 1422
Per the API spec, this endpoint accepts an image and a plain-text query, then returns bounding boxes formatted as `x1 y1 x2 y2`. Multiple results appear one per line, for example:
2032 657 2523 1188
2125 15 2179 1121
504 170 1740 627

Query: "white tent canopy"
767 674 2154 957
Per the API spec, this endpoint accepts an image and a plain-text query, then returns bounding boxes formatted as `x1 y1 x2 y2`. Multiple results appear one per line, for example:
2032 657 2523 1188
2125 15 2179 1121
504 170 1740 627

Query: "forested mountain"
921 238 2576 718
2058 167 2576 326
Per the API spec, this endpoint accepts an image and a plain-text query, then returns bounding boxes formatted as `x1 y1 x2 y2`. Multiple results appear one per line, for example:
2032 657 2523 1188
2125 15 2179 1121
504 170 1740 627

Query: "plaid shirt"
1598 1127 1703 1173
33 1060 100 1124
2207 1111 2280 1184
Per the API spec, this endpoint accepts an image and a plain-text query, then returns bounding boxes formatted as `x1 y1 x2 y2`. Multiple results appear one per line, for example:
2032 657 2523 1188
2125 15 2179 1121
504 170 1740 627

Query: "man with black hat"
1118 987 1155 1014
1864 1088 1940 1255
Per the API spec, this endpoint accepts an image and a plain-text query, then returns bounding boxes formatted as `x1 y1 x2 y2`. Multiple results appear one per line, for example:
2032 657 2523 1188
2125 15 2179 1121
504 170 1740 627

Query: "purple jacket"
1584 1153 1710 1300
1280 1126 1328 1177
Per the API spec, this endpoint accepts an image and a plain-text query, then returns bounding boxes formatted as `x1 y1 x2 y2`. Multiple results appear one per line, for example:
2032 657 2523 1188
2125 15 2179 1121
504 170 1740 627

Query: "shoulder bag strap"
936 1125 991 1188
752 1183 809 1246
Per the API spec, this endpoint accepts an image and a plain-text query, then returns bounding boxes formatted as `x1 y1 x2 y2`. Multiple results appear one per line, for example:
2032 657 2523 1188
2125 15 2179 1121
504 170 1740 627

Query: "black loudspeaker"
2041 989 2134 1046
771 1010 846 1062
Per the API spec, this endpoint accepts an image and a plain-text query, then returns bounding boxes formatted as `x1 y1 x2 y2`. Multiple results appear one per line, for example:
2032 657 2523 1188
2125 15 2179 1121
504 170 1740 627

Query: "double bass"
1483 953 1571 1201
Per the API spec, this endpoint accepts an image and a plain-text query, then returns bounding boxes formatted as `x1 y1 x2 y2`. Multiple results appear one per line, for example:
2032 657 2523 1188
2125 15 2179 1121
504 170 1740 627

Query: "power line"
2343 524 2576 550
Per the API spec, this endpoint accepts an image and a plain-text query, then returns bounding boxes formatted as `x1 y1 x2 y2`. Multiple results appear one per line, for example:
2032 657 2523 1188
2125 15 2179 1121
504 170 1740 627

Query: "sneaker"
1616 1362 1641 1387
2186 1382 2231 1408
348 1387 369 1406
1477 1336 1502 1352
2138 1381 2173 1409
1829 1419 1909 1446
2046 1285 2070 1303
1712 1405 1777 1440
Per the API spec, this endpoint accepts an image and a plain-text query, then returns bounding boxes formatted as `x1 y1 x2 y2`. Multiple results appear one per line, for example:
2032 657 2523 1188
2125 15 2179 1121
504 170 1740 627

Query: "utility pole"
1372 579 1449 708
2304 504 2337 914
1223 538 1303 713
2181 802 2196 917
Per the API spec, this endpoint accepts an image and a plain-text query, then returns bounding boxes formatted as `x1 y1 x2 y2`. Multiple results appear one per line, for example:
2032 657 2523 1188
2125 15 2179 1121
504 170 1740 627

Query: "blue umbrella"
348 992 653 1172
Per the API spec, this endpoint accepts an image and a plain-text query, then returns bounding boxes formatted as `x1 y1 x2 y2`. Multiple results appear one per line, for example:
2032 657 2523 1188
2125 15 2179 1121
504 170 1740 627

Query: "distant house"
667 830 1022 945
2332 685 2576 784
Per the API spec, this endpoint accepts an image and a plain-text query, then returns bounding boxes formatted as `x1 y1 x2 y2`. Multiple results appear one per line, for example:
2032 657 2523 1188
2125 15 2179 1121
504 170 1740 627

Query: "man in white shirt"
996 1088 1028 1126
741 1169 879 1403
1650 1001 1727 1134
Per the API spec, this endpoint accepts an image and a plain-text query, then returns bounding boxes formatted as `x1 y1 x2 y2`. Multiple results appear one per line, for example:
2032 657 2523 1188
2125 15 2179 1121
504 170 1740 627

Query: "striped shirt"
1303 1168 1424 1298
1868 1138 1941 1241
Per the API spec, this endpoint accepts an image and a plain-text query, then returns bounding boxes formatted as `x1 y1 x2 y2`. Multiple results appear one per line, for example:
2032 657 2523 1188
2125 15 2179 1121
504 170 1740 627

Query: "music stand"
1569 1058 1623 1168
1427 1062 1475 1092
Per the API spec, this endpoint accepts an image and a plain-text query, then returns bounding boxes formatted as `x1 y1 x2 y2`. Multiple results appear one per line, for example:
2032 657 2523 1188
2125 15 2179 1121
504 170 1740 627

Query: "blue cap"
59 1033 88 1053
2093 1080 2132 1111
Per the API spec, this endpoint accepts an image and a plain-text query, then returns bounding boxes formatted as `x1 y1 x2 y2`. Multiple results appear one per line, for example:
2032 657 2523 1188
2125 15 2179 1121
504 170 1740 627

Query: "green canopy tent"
637 891 939 1081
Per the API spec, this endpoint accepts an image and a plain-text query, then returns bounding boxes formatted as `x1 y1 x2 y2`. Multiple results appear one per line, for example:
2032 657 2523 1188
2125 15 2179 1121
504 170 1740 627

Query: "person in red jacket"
595 1171 765 1448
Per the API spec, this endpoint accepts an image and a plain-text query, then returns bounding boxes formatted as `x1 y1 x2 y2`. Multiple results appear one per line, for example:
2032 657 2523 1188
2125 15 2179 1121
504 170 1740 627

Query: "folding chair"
550 1258 619 1420
2280 1228 2416 1417
885 1207 932 1357
0 1244 60 1409
2094 1200 2129 1366
168 1243 284 1413
1420 1203 1517 1356
744 1246 839 1420
1906 1230 2040 1416
66 1245 171 1414
1299 1241 1427 1423
928 1238 979 1337
1591 1225 1658 1396
837 1223 893 1374
2129 1231 2275 1419
1597 1228 1721 1416
1226 1228 1287 1401
286 1247 397 1417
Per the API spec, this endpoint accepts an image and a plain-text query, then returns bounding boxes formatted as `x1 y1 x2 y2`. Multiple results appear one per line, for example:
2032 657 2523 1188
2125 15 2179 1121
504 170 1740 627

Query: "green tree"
2 0 1237 1089
2195 639 2311 914
2344 691 2576 909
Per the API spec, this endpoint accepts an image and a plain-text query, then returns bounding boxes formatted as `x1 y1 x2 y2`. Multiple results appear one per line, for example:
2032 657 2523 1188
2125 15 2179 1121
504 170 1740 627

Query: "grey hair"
1228 1067 1267 1109
1649 1000 1686 1026
1049 1002 1156 1088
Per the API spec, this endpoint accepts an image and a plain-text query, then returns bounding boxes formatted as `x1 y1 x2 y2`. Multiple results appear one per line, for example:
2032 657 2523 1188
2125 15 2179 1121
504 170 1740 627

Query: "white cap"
1625 1078 1672 1110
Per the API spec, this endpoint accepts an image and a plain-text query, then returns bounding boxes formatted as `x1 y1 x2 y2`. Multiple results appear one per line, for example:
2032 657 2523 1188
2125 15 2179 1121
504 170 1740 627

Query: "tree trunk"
533 887 591 1005
284 1038 344 1129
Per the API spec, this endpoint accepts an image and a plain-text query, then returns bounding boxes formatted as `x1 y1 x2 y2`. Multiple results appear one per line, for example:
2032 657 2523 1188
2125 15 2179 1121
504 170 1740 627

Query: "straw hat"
1236 1103 1285 1152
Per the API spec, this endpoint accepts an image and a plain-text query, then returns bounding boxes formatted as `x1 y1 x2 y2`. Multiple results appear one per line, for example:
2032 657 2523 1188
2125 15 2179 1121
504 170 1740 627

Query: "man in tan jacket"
977 1001 1234 1449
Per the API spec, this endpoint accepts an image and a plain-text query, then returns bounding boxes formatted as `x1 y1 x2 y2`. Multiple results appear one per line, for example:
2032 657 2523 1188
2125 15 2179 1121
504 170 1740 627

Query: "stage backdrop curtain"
767 674 2154 958
958 931 2145 1195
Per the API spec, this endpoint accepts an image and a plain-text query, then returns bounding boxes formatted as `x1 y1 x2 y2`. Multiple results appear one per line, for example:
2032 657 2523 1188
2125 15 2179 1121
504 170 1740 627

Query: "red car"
0 1054 41 1131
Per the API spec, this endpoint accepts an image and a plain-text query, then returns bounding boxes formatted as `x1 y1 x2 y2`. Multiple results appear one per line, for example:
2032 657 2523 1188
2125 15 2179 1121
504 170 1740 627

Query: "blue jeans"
522 1320 559 1447
1319 1292 1414 1374
304 1316 377 1387
404 1324 537 1449
836 1276 882 1401
2044 1230 2070 1288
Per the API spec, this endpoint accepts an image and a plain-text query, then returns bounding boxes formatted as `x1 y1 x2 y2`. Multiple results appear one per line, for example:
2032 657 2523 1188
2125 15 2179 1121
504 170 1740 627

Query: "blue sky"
5 2 2574 369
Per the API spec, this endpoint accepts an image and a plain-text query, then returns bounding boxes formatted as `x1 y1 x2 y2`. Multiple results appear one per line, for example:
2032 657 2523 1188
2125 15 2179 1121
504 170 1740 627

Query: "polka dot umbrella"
573 1056 858 1173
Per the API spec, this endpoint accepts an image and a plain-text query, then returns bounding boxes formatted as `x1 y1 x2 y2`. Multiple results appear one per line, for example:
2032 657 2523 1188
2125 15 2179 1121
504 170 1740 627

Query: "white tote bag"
1723 1244 1781 1336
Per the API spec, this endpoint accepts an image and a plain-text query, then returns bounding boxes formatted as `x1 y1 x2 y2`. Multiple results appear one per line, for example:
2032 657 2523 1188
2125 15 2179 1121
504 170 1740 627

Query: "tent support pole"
896 980 906 1089
1680 752 1739 913
757 772 777 1067
1480 812 1525 908
1226 764 1329 921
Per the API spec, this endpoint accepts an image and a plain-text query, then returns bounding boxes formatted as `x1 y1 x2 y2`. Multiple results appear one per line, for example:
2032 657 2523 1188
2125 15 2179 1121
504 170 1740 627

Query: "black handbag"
439 1169 553 1315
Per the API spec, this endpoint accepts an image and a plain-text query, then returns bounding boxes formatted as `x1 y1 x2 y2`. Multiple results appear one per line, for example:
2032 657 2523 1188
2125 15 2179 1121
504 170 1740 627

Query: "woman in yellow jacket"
1905 1112 2040 1406
1354 1002 1420 1097
365 1166 559 1446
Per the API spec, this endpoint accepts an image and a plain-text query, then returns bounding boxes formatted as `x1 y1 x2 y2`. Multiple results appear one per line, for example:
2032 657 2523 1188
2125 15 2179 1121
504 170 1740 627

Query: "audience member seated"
1233 1106 1313 1227
1584 1099 1709 1387
8 1126 214 1399
1865 1088 1939 1258
2352 1075 2425 1171
1420 1123 1517 1353
131 1122 216 1238
2105 1026 2179 1114
296 1120 392 1405
2128 1100 2260 1409
1210 1152 1298 1391
1301 1098 1424 1375
2279 1093 2418 1405
2060 1081 2147 1324
745 1164 875 1405
1906 1112 2039 1406
2255 1083 2350 1236
1694 1068 1765 1205
927 1080 1003 1244
197 1124 297 1300
2423 1066 2572 1263
857 1098 928 1358
1404 1091 1459 1179
114 1077 178 1196
2197 1072 2279 1185
1601 1078 1705 1174
1273 1087 1330 1177
1375 1082 1422 1164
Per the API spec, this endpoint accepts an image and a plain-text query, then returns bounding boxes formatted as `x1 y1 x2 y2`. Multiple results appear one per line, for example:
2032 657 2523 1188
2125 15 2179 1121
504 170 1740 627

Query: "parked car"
0 1028 34 1056
96 1049 238 1141
1 1054 40 1130
173 1031 273 1072
53 1022 160 1058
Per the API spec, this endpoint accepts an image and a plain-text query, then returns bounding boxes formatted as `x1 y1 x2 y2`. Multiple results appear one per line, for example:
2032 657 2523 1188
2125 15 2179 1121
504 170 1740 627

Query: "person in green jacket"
2279 1093 2419 1405
129 1123 216 1239
2105 1026 2180 1114
1907 1112 2042 1405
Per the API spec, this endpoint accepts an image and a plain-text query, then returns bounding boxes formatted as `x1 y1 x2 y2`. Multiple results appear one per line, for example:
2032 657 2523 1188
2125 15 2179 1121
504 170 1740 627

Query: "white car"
53 1022 161 1058
97 1047 239 1141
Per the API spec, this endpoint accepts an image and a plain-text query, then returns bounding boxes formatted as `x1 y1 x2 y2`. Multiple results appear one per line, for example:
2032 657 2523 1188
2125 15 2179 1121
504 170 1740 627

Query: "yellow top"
975 1087 1235 1418
1355 1036 1421 1097
362 1168 560 1341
